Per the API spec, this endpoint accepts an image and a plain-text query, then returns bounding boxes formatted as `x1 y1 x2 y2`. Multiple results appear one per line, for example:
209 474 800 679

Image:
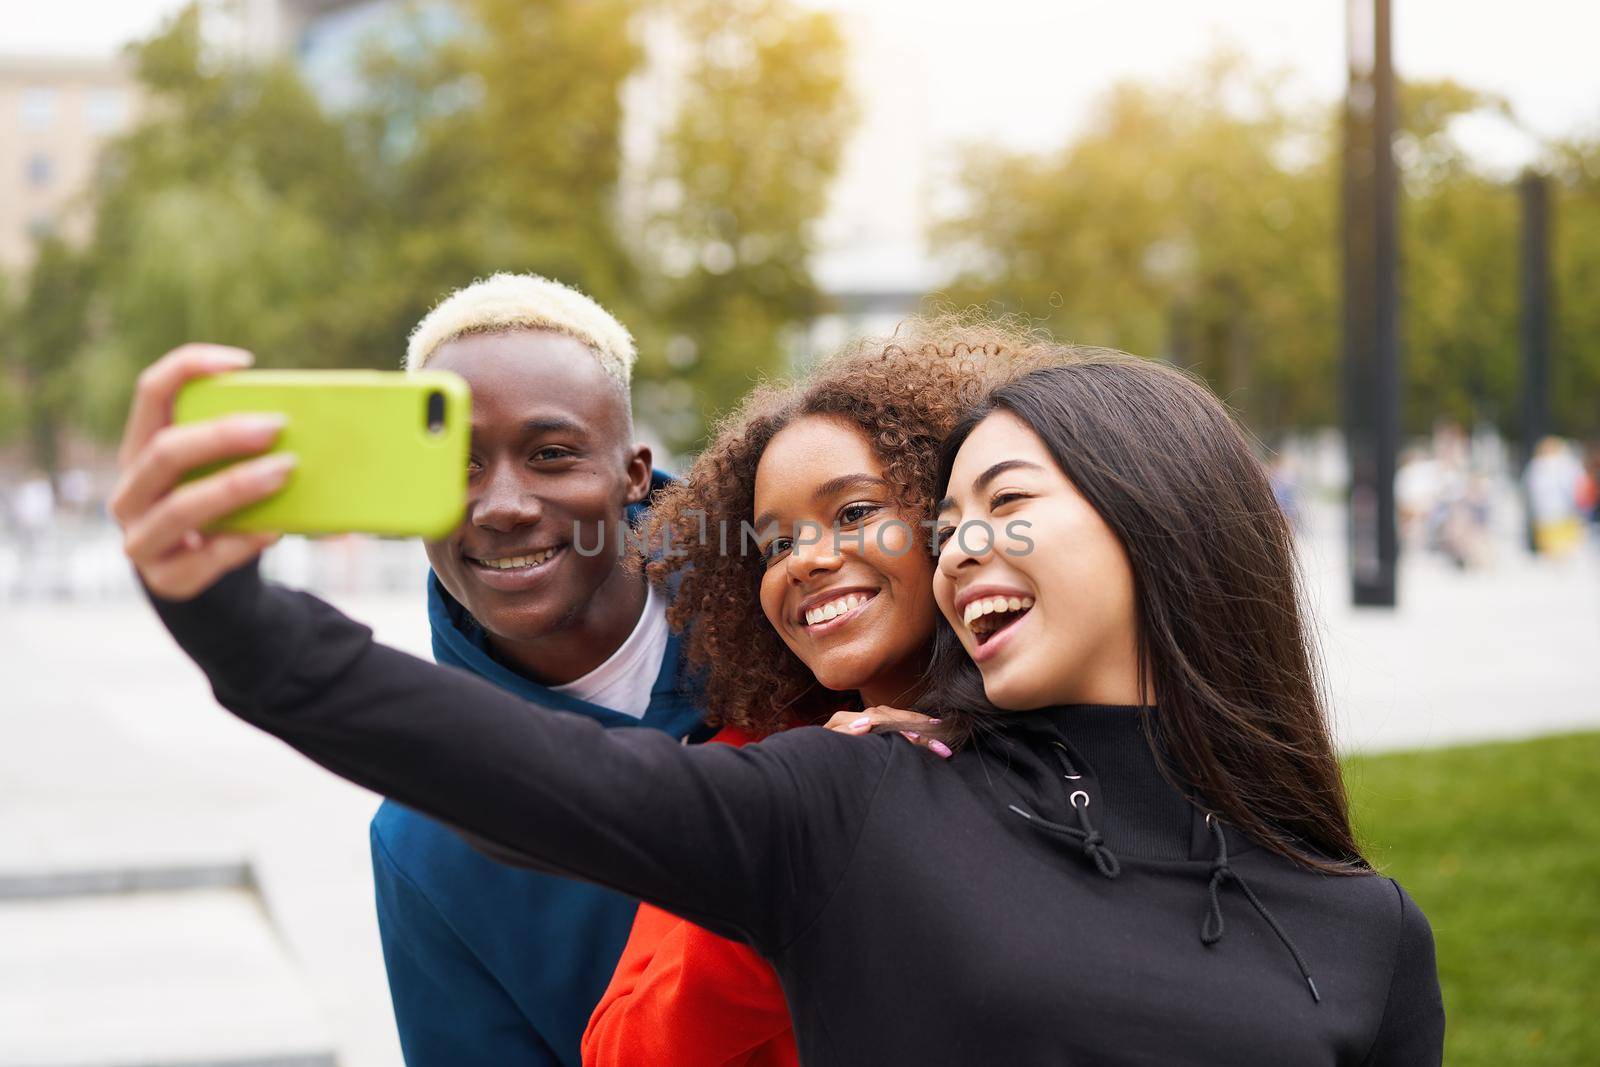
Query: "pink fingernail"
239 414 287 435
928 718 942 724
904 731 921 741
254 453 297 485
929 740 953 759
849 715 872 730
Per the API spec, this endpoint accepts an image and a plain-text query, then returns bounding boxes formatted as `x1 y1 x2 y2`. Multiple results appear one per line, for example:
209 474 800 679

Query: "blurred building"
212 0 455 108
0 55 137 271
207 0 396 59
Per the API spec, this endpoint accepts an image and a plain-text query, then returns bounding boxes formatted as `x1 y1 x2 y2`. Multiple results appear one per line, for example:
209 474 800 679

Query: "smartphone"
173 369 471 540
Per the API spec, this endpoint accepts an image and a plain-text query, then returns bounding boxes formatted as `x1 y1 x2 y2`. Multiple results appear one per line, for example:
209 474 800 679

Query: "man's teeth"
477 548 557 570
962 595 1035 629
804 592 873 627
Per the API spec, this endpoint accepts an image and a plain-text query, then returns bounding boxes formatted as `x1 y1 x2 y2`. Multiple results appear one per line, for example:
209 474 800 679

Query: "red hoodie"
581 725 800 1067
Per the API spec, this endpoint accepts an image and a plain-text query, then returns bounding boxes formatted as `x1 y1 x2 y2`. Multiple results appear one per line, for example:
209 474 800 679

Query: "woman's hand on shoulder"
823 706 952 760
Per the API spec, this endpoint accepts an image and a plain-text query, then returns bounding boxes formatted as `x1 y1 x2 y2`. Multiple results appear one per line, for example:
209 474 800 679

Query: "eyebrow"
936 459 1045 513
521 416 590 437
814 473 888 502
752 473 888 532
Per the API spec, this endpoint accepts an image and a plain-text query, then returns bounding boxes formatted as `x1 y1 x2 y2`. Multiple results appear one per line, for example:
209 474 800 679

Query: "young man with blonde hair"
373 273 710 1065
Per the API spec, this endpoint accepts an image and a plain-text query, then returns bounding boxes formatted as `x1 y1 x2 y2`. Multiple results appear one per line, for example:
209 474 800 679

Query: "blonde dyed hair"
405 272 637 389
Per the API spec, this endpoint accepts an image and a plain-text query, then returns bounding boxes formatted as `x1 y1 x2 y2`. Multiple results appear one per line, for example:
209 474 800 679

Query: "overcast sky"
11 0 1599 168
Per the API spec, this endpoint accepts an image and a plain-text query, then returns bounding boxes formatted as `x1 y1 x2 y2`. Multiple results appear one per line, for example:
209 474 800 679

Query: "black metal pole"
1519 171 1551 553
1342 0 1402 607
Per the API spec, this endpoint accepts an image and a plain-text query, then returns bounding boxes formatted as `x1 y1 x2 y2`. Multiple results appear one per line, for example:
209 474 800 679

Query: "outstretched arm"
148 558 887 951
114 345 889 954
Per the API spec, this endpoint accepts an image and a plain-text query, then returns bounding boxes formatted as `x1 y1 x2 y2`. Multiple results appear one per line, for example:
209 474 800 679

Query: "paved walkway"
2 516 1596 1065
1299 503 1600 753
2 578 432 1067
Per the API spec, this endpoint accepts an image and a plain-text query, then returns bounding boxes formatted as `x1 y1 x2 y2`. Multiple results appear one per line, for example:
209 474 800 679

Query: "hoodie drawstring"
1202 815 1322 1004
994 723 1323 1006
1006 745 1122 879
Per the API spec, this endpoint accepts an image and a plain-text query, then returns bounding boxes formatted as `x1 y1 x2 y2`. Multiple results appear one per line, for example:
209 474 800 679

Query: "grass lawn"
1345 731 1600 1066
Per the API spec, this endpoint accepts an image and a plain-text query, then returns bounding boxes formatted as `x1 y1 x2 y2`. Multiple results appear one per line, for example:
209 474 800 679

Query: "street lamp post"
1519 170 1552 553
1342 0 1401 608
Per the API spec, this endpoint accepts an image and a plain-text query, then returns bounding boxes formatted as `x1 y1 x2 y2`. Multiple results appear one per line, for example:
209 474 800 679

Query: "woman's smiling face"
753 415 938 708
933 411 1143 711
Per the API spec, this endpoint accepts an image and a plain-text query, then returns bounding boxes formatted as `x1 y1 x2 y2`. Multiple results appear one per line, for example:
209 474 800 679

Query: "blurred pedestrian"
1524 437 1586 559
1579 443 1600 531
9 475 56 597
1395 446 1442 552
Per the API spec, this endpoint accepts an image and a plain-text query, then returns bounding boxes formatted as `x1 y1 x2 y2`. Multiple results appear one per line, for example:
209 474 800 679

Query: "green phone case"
173 370 471 540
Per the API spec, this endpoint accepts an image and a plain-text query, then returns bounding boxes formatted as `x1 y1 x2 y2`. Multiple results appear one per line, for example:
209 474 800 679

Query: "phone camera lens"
425 391 446 434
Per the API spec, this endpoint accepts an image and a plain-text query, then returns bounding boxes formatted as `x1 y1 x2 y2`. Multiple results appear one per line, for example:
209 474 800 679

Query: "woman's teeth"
963 595 1035 639
804 592 873 627
476 547 558 570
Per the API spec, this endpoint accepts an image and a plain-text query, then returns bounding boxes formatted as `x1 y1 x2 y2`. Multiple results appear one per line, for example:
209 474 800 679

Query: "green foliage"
1347 732 1600 1065
12 237 95 473
938 58 1342 433
20 9 1599 463
1551 140 1600 439
351 0 648 336
13 0 850 465
84 3 372 440
639 0 854 430
1396 80 1522 435
940 61 1597 440
0 272 16 447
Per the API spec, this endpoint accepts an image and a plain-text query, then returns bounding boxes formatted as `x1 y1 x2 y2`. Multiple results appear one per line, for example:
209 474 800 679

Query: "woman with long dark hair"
583 320 1057 1066
116 338 1443 1065
915 350 1365 875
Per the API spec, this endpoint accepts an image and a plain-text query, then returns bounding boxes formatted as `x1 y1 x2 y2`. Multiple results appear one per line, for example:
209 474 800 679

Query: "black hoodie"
151 563 1444 1066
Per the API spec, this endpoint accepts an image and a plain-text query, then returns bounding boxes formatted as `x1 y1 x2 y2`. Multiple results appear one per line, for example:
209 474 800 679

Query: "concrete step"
0 882 335 1067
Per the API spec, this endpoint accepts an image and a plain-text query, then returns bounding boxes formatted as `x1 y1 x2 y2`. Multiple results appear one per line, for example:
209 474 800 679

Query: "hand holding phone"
112 345 293 600
111 347 470 601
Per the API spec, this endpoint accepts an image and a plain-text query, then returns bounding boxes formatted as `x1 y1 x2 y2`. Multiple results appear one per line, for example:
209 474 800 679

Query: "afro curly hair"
640 313 1069 735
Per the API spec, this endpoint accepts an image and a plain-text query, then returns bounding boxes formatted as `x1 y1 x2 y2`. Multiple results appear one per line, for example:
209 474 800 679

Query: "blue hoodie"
370 472 712 1066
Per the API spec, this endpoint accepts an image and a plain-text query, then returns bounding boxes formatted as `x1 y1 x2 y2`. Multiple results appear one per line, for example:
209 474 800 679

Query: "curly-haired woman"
119 326 1444 1066
582 319 1058 1066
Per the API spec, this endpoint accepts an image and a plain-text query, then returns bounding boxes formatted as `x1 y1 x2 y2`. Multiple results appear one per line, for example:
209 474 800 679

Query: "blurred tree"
355 0 851 446
15 9 1599 459
1550 138 1600 439
938 56 1341 435
1396 81 1520 435
0 272 15 449
635 0 853 438
352 0 649 351
13 237 94 478
85 4 366 435
938 60 1551 441
60 0 850 453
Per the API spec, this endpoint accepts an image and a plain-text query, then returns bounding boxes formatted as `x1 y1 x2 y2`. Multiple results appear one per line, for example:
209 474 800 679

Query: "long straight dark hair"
917 353 1367 876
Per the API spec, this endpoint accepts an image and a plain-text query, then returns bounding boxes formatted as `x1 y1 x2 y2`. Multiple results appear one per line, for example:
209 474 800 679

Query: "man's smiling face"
423 329 650 644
